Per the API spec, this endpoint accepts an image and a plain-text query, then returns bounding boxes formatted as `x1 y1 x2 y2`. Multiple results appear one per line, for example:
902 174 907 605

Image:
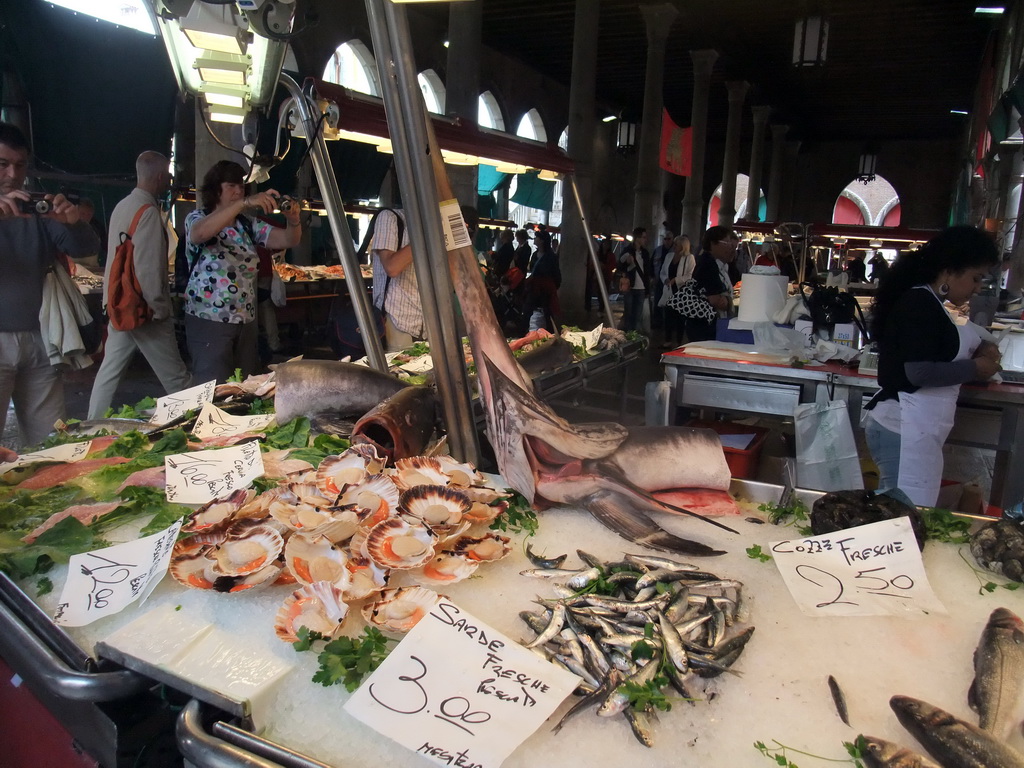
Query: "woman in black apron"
864 227 1001 506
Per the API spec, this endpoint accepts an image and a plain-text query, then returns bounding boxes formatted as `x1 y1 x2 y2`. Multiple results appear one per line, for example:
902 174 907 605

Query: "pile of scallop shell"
168 445 514 642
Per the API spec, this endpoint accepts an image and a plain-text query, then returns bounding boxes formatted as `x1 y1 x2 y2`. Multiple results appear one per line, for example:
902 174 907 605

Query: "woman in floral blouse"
184 161 301 383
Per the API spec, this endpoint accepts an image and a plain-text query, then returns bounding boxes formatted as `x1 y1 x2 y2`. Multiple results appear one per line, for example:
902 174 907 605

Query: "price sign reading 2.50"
770 517 947 617
369 656 492 735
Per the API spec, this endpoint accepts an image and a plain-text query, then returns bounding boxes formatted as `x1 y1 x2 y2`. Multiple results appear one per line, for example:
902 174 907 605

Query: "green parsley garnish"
293 626 395 692
920 507 972 544
753 737 866 768
746 545 772 563
958 548 1023 595
489 490 538 537
618 677 672 712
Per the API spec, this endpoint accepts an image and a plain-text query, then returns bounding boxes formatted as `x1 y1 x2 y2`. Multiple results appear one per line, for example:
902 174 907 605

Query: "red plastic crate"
686 419 770 480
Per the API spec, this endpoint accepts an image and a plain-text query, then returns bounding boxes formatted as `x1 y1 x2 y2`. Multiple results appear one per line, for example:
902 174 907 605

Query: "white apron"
897 288 980 506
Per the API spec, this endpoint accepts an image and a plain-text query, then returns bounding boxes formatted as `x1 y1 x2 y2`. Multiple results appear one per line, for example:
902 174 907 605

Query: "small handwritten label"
398 353 435 374
562 324 603 352
53 520 182 627
164 442 264 504
345 601 579 768
150 380 216 425
0 441 92 473
771 517 946 617
191 402 274 441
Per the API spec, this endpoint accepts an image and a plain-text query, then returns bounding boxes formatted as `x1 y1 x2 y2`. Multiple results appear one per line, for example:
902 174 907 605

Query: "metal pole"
569 175 615 328
365 0 480 464
277 73 388 373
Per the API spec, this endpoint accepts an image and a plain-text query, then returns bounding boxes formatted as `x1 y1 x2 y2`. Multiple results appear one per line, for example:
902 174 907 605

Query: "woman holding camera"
864 226 1001 506
184 160 301 383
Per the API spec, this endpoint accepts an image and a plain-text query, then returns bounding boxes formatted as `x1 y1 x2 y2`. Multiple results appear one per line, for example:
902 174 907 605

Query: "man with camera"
0 122 84 447
87 151 191 419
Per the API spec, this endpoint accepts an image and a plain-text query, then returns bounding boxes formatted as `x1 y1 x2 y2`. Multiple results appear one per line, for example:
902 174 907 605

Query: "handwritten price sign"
164 442 264 504
191 402 274 441
0 441 92 473
53 520 182 627
345 601 579 768
150 380 216 425
770 517 947 617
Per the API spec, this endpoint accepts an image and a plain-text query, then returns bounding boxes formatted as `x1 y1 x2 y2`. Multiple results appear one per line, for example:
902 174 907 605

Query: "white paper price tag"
0 441 92 473
191 402 275 441
345 600 579 768
771 517 946 617
398 353 435 374
164 442 264 504
53 520 182 627
561 324 603 352
150 380 216 425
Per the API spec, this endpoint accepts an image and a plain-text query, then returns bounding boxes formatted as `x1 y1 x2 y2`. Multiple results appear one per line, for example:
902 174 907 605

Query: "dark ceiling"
418 0 999 145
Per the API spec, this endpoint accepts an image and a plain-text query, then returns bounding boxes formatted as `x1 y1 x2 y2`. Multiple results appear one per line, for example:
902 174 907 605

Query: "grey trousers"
185 314 258 384
0 330 64 448
87 318 191 419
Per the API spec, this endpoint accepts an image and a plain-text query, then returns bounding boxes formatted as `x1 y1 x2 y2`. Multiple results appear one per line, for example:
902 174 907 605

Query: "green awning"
477 164 510 196
510 170 555 211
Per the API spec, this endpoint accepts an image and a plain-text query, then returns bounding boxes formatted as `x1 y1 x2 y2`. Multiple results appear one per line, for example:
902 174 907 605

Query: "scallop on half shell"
316 445 386 496
361 586 445 633
400 485 471 537
275 581 349 642
214 521 285 577
416 552 479 585
338 474 400 527
448 532 512 562
365 517 437 570
284 533 352 590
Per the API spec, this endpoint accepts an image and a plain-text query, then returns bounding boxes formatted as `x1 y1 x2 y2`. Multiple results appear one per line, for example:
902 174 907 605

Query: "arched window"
516 109 548 143
418 69 445 114
832 175 900 226
478 91 505 131
322 40 379 97
707 174 765 227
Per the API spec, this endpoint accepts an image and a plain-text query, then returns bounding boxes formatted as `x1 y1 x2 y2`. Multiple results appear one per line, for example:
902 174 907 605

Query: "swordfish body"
421 117 737 555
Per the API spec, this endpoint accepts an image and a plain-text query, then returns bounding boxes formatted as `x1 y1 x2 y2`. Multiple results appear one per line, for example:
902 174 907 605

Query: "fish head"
889 695 948 735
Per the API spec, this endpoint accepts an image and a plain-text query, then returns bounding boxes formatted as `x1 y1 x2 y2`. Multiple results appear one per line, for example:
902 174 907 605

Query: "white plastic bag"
793 390 863 491
270 271 287 308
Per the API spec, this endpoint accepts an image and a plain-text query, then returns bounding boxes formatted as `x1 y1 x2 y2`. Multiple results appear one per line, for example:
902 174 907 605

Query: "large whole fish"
969 606 1024 739
889 695 1024 768
273 360 409 424
351 385 438 460
426 138 736 554
859 735 942 768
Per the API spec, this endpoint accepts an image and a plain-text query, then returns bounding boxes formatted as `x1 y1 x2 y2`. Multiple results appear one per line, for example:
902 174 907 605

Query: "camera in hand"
278 196 297 212
16 191 81 215
18 193 53 215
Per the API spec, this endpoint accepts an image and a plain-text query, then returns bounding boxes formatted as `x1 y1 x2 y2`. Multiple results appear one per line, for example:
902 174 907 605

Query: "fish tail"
584 490 726 557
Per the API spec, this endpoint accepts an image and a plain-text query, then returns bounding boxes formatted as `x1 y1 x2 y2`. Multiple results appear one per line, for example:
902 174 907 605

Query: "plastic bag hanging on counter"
752 321 808 357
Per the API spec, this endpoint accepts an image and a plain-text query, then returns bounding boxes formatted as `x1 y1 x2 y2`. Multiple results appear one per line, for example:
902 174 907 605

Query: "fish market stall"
661 345 1024 511
2 463 1023 767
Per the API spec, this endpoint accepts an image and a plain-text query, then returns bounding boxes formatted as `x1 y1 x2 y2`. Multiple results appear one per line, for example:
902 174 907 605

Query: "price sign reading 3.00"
345 600 579 768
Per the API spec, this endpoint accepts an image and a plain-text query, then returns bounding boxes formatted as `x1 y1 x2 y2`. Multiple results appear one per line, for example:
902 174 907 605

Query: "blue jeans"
622 289 646 332
865 418 901 494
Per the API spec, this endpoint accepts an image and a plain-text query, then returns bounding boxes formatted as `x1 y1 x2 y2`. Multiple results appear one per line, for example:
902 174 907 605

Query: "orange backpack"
107 204 155 331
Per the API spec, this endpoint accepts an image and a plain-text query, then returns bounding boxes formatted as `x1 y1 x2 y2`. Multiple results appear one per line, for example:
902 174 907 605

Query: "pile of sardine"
517 548 754 748
859 606 1024 768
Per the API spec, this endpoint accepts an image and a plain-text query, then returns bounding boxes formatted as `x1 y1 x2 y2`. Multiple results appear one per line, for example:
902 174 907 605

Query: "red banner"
659 109 692 176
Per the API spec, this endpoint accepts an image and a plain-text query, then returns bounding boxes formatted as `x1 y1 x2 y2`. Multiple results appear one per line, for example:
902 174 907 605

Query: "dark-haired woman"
864 226 1001 506
184 161 300 383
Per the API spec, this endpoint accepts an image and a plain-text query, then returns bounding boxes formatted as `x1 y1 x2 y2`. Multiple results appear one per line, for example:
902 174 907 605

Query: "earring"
939 282 949 296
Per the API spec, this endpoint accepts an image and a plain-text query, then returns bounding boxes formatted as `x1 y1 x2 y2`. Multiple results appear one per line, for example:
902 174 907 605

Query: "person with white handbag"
659 234 695 348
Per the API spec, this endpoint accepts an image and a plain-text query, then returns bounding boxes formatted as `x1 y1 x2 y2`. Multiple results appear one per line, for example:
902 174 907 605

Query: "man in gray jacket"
88 151 190 418
0 122 82 447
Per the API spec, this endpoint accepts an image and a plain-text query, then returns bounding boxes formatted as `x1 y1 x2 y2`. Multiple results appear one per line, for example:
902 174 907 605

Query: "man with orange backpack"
87 151 190 418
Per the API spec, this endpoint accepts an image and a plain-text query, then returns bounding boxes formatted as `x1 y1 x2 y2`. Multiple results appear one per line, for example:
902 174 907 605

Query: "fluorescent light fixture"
950 109 969 115
602 115 617 123
443 40 450 48
195 53 250 86
869 239 883 248
199 83 249 107
180 2 248 55
441 150 480 166
537 169 560 181
975 7 1005 14
207 106 247 124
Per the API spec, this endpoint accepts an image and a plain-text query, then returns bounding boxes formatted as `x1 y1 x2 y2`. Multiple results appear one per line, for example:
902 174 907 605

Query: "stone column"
716 80 749 228
745 106 771 222
780 139 802 224
765 123 789 222
559 0 601 325
444 1 482 206
632 3 679 236
680 49 718 241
